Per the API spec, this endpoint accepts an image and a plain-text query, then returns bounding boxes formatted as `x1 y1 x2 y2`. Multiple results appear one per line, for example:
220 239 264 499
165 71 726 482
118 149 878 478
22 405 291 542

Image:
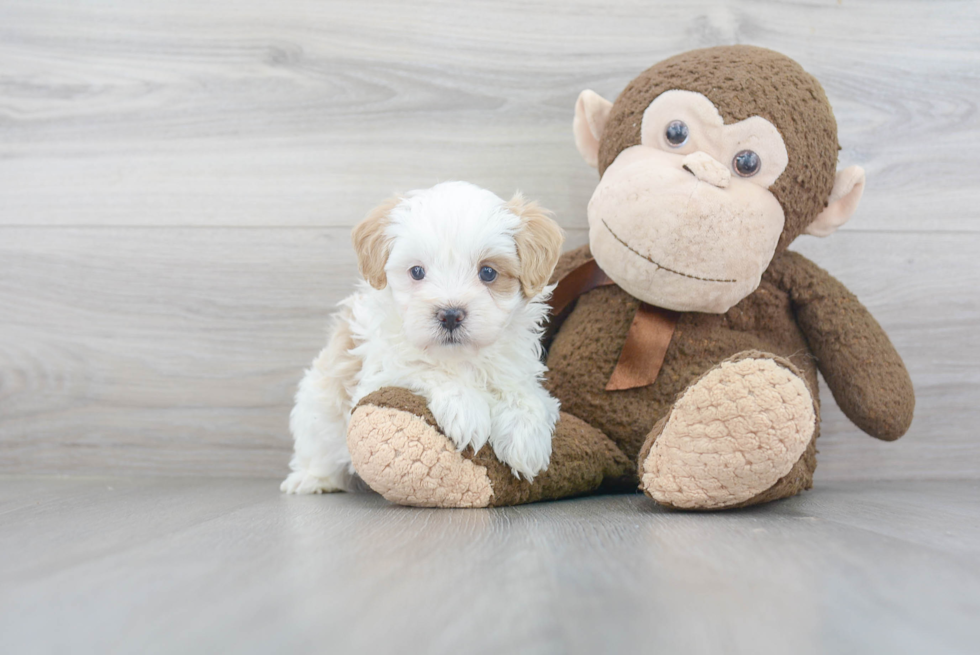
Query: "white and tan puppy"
282 181 565 494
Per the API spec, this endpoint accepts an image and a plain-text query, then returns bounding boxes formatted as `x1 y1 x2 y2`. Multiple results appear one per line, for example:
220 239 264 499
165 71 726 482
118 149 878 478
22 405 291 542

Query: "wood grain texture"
0 0 978 480
1 477 978 655
0 0 977 230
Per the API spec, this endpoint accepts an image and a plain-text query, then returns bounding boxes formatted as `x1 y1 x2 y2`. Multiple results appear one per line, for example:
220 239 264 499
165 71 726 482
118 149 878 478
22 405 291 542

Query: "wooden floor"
1 477 978 655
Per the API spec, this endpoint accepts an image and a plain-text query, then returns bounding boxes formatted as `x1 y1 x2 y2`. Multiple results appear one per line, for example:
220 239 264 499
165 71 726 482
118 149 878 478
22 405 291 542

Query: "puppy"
282 181 565 494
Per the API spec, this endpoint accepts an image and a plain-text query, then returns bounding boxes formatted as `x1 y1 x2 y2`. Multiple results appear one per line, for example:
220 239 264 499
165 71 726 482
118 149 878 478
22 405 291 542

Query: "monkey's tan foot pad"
639 353 816 510
348 388 494 508
349 387 634 508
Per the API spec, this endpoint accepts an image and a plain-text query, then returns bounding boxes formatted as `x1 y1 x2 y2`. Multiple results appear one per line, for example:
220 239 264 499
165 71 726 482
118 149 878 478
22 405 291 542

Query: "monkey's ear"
351 196 401 289
507 193 565 298
573 90 614 168
805 166 866 237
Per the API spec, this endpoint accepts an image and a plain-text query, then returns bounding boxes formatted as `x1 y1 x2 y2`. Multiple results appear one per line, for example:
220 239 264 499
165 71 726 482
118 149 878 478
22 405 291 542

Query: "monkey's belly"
544 284 817 462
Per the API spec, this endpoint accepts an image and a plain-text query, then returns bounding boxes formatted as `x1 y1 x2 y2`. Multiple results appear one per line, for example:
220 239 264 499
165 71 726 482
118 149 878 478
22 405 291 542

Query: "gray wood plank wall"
1 0 978 480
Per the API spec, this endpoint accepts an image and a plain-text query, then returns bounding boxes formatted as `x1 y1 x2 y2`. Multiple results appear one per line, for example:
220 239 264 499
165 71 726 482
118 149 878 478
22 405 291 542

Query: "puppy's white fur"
282 181 564 494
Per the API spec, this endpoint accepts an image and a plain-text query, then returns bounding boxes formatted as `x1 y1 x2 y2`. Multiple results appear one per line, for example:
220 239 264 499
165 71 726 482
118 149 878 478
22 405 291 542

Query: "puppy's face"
351 181 564 353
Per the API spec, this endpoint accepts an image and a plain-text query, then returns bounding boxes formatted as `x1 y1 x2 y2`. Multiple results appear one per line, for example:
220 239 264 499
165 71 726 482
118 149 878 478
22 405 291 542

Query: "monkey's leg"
638 351 819 511
347 387 634 508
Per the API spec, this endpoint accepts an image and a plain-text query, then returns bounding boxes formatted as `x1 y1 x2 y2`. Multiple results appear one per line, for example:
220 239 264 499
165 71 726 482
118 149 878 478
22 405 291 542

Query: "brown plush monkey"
346 45 915 510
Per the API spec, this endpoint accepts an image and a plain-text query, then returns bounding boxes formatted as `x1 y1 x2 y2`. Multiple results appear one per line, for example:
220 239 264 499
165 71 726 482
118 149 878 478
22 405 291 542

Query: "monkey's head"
574 45 865 313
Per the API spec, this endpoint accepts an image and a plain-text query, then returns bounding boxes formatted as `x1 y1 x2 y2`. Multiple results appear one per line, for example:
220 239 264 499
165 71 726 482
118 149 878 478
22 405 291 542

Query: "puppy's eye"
410 266 425 280
479 266 497 283
733 150 761 177
665 120 689 147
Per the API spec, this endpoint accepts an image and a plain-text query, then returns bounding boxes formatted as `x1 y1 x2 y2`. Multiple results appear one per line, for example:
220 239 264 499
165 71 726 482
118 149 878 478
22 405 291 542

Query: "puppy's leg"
490 383 560 481
427 384 493 454
282 306 361 494
281 371 351 494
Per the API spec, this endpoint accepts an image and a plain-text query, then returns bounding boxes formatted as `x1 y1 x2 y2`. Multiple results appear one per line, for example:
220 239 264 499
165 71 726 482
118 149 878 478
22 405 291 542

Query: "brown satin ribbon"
605 303 679 391
550 258 679 391
549 257 615 316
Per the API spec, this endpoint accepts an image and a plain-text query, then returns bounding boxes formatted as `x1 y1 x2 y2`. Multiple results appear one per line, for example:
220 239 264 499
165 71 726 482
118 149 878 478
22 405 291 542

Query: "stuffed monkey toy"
345 45 915 510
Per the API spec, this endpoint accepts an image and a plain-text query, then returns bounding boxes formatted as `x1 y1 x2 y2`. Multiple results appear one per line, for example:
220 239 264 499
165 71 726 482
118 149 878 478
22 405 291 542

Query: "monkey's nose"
437 307 466 331
681 151 730 188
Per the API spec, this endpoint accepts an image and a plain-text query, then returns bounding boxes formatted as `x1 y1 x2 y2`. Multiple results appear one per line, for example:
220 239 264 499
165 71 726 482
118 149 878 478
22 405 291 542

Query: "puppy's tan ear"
351 196 401 290
507 193 565 298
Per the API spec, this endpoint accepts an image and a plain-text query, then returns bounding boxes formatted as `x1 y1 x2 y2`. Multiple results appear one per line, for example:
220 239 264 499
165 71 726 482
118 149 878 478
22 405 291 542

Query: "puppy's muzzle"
436 307 466 333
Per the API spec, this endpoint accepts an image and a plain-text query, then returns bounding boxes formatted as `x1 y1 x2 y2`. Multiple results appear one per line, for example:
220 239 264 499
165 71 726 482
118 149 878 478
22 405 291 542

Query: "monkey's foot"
639 352 817 510
348 387 633 508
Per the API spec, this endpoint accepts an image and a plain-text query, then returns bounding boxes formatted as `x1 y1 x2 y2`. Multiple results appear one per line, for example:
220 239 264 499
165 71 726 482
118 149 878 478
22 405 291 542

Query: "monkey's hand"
767 250 915 441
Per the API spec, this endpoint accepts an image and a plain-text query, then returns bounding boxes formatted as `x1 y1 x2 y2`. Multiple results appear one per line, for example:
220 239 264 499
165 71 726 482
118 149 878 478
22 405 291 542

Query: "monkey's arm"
767 250 914 441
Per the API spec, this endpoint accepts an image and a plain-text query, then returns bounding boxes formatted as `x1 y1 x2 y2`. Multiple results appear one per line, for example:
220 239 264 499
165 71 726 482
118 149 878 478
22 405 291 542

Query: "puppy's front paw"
491 396 559 481
280 470 345 495
428 388 492 453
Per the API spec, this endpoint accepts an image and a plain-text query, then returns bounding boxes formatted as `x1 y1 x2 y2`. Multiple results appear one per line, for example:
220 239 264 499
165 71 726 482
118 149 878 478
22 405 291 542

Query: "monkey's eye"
733 150 761 177
479 266 497 283
410 266 425 280
665 120 689 147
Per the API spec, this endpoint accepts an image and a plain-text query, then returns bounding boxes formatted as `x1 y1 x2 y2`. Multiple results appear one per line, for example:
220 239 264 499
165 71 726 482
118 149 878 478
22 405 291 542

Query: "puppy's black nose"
437 307 466 331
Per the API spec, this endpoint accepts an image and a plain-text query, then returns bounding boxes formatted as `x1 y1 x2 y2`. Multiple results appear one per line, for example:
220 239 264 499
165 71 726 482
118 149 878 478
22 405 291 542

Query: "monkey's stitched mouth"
601 219 737 284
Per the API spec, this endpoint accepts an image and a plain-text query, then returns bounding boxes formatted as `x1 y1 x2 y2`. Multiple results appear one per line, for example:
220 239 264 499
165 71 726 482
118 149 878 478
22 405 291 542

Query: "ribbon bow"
549 258 679 391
